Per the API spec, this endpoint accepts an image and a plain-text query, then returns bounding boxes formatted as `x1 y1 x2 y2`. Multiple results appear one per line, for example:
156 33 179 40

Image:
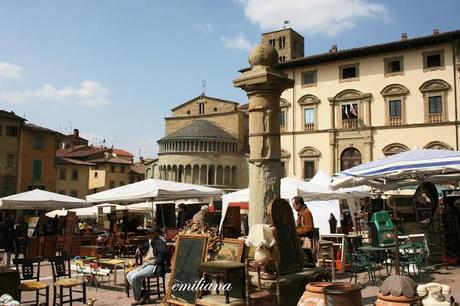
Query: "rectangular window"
385 57 403 74
426 54 441 68
110 165 115 172
120 165 125 173
110 180 115 189
6 154 14 167
341 64 358 79
34 135 44 150
301 70 316 85
59 168 66 180
94 172 98 178
303 161 315 180
3 176 15 195
428 96 443 114
389 100 402 117
6 126 18 137
342 103 359 119
58 190 66 195
424 50 444 69
71 169 78 181
32 160 42 181
70 190 78 198
304 108 315 124
279 111 286 126
198 102 205 114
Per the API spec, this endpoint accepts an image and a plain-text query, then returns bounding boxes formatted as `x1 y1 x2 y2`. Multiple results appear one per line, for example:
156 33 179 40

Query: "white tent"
0 189 89 210
86 179 223 204
46 204 127 218
220 176 349 235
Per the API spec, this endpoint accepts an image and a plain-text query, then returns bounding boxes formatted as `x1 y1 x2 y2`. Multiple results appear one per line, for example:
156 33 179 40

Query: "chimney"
73 128 79 137
433 28 440 35
401 33 408 41
329 44 338 53
139 156 144 164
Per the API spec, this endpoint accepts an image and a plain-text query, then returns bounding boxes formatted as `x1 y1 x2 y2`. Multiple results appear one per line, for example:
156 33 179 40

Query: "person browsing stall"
292 196 316 263
192 205 210 226
126 226 168 305
177 203 192 228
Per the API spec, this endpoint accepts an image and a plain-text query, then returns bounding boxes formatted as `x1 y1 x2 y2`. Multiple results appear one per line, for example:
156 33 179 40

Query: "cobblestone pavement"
15 263 460 305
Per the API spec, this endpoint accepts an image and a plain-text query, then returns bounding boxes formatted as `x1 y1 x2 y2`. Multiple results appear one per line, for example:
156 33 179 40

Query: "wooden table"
97 258 127 286
198 260 245 304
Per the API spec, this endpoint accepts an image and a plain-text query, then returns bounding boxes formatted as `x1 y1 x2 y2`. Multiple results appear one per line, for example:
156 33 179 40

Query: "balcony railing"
429 113 443 123
280 124 286 132
389 116 402 126
304 123 315 131
342 118 358 129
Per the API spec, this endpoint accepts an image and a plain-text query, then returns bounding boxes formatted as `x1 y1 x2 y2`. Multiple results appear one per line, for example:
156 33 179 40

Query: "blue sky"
0 0 459 158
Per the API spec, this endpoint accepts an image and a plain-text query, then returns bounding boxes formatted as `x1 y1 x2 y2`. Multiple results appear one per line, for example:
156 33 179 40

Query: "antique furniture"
14 257 49 306
319 234 347 273
245 259 280 306
165 234 209 305
98 258 126 287
197 260 246 305
0 267 19 300
49 255 87 305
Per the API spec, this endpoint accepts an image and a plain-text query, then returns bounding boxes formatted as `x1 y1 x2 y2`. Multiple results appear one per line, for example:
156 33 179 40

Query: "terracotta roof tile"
55 157 96 166
113 149 134 157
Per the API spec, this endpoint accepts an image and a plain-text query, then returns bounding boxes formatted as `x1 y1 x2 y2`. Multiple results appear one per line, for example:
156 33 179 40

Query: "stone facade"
264 28 460 178
154 95 249 190
261 28 305 62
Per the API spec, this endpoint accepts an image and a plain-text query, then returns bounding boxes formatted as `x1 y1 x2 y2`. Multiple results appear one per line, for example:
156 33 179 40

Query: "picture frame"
211 238 245 262
164 234 209 306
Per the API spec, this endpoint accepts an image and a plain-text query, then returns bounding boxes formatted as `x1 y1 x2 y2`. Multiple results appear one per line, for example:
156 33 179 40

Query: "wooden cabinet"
0 267 19 300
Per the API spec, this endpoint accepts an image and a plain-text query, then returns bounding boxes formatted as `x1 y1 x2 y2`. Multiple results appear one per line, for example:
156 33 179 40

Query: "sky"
1 0 459 159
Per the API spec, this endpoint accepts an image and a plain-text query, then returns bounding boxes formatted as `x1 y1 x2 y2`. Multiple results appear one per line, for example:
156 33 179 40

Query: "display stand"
319 234 347 273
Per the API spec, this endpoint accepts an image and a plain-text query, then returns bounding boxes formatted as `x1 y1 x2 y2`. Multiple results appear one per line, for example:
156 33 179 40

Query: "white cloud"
238 0 389 36
0 61 23 79
0 80 111 107
221 34 255 52
194 23 213 33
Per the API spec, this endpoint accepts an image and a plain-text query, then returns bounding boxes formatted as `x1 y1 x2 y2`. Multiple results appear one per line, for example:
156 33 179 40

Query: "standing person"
176 204 191 228
126 226 168 305
192 205 209 226
292 196 316 264
0 214 15 267
14 216 28 257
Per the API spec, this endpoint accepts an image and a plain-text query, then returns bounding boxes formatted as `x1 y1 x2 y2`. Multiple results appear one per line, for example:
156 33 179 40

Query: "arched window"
298 146 321 180
380 84 409 126
340 148 362 171
424 141 453 150
382 143 409 156
298 94 320 131
419 79 450 123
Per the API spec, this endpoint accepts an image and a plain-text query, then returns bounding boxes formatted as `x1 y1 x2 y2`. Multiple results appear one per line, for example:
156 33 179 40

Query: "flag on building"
350 104 358 118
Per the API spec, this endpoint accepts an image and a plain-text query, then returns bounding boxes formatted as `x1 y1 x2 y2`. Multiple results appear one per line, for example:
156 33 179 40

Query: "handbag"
301 237 312 249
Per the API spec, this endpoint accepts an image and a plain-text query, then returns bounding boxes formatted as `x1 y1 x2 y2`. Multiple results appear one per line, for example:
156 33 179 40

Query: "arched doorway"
340 148 362 171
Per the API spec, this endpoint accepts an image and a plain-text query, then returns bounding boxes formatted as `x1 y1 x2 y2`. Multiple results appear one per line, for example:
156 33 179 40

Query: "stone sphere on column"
249 43 278 68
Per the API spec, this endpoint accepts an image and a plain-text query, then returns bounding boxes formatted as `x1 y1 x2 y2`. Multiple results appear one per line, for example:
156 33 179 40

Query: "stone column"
234 44 294 227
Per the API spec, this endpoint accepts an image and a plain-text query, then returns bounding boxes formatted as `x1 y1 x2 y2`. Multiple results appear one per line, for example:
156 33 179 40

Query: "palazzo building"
260 27 460 178
152 95 249 190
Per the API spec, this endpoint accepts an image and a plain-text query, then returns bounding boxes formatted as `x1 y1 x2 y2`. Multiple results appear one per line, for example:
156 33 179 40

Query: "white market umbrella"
86 179 223 204
0 189 89 210
46 204 127 218
331 149 460 191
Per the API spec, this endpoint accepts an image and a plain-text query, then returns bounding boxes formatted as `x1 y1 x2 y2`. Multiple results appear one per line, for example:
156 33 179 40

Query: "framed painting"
211 238 245 262
164 234 209 306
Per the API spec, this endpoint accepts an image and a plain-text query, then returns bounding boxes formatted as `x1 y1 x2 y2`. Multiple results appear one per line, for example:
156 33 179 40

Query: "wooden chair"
245 259 280 306
49 255 86 306
14 257 49 306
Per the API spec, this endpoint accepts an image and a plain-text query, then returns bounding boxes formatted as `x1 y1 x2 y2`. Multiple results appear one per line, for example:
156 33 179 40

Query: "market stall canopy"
331 149 460 191
310 169 371 198
0 189 89 210
86 179 223 204
220 176 348 234
46 203 127 218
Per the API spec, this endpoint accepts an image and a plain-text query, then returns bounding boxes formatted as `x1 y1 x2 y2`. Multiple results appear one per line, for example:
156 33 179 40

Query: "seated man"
126 225 168 305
